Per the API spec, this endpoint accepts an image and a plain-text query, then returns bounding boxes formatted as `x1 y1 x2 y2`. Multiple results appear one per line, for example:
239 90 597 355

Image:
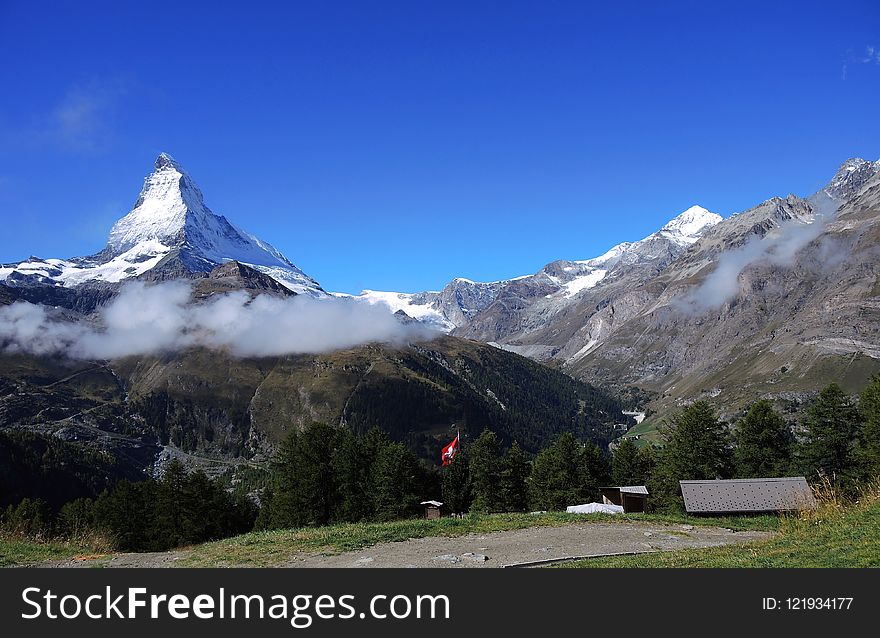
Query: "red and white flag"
441 434 460 466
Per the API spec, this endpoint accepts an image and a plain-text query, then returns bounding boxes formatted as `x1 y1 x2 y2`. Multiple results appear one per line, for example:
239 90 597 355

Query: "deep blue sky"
0 1 878 294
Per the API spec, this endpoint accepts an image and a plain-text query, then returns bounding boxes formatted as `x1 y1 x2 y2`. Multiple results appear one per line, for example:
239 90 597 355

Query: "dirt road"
282 521 768 567
39 520 770 568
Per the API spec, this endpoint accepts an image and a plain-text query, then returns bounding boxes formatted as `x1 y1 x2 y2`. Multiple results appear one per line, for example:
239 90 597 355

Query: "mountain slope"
561 158 880 415
0 335 625 475
353 158 880 420
454 205 722 349
0 154 325 296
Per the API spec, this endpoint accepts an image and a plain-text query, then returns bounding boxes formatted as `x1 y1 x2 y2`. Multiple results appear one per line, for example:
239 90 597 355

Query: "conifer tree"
155 460 187 548
856 376 880 478
612 438 653 486
579 441 612 499
651 401 733 511
369 442 422 521
799 383 860 481
733 400 792 478
468 429 503 513
94 480 157 551
0 498 51 538
268 422 340 527
500 441 531 512
58 498 97 541
333 428 374 523
528 433 608 510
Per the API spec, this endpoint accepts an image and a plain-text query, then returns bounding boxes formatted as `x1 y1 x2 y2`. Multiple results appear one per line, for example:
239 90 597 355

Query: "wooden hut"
599 485 649 513
420 500 443 519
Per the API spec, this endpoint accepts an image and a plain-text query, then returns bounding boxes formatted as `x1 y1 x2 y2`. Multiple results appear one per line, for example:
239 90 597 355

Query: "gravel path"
283 521 770 568
38 520 771 568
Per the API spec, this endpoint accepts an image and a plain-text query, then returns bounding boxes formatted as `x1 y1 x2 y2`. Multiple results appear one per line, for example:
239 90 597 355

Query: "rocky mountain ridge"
353 205 724 336
348 157 880 418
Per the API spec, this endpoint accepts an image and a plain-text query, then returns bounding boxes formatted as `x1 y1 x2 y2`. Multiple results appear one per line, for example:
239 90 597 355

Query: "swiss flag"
441 435 460 466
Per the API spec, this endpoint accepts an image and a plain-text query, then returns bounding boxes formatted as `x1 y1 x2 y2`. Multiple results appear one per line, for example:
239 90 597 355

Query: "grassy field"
7 492 877 568
622 418 663 447
0 510 779 568
562 488 880 568
0 536 103 567
178 511 778 567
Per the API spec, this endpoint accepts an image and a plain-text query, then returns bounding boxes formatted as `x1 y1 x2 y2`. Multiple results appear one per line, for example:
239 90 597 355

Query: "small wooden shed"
600 485 649 513
420 500 443 519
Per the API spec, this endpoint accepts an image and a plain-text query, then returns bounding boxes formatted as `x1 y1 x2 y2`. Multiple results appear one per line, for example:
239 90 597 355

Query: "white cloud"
678 215 831 313
0 281 436 359
843 45 880 79
861 45 880 64
1 80 128 153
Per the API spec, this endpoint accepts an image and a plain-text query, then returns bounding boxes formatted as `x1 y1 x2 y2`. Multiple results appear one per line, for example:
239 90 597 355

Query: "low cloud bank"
0 282 434 359
679 206 837 313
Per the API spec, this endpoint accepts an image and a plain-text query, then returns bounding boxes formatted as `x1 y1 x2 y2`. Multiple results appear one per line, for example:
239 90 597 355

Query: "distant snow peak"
366 203 725 330
576 242 631 266
574 205 720 271
659 205 723 244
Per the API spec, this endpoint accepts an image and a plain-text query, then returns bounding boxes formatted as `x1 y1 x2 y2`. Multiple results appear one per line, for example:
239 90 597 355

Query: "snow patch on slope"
561 269 608 298
59 241 172 285
569 338 599 362
352 290 455 331
577 242 631 266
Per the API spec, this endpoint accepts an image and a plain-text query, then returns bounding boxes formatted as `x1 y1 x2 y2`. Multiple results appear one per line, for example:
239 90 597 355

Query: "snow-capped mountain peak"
106 153 206 253
1 154 325 296
348 202 726 333
154 152 184 171
658 205 723 244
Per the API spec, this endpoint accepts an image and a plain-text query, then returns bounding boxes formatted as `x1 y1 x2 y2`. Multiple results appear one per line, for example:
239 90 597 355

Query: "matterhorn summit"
106 152 212 253
0 154 325 296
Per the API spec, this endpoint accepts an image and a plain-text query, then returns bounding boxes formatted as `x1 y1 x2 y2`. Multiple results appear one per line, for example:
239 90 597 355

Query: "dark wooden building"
420 500 443 519
600 485 649 513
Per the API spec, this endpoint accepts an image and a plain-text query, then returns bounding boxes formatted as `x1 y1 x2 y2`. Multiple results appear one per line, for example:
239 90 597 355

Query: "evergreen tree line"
342 349 624 459
0 430 138 511
255 423 614 522
441 430 611 514
0 460 256 551
256 423 440 528
624 379 880 511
